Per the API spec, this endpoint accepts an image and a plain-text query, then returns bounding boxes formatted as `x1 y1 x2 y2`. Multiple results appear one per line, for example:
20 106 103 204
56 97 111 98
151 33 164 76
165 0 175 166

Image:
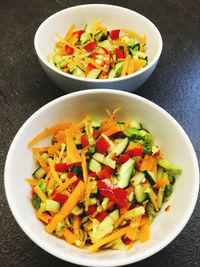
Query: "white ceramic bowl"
5 89 199 266
34 4 162 92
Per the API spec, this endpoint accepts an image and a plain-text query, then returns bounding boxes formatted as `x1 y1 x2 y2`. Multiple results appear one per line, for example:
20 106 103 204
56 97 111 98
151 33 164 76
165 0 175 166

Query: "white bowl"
34 4 162 92
4 89 199 266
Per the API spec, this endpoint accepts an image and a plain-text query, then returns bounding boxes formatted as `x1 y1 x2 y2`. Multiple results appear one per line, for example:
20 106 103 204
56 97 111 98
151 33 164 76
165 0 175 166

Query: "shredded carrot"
86 222 93 231
73 58 88 72
124 119 130 131
134 59 146 72
36 209 52 224
91 209 99 218
126 58 135 75
47 141 62 154
98 25 107 35
103 124 122 136
26 178 39 186
120 55 131 77
68 33 78 44
34 185 47 202
150 194 159 212
92 19 99 35
73 215 81 240
127 215 142 241
33 151 49 174
140 155 156 172
63 228 78 245
65 130 82 165
47 173 56 189
68 116 91 137
55 32 84 54
45 181 86 234
81 153 88 183
32 147 49 153
88 226 129 252
28 121 72 147
140 217 150 242
154 177 169 188
85 58 104 70
57 47 65 56
52 175 77 196
121 28 143 42
127 240 134 251
44 171 51 182
48 158 62 186
123 40 128 57
64 24 76 40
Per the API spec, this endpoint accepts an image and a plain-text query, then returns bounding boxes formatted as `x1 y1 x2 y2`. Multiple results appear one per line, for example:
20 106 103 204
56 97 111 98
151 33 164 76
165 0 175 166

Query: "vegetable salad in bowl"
47 20 148 79
26 107 182 252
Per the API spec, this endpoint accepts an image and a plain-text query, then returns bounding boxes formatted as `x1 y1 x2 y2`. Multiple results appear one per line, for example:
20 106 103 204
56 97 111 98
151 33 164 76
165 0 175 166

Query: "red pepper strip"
72 30 85 39
126 147 143 157
153 150 160 158
81 134 89 148
48 219 52 224
93 130 99 139
67 172 76 178
96 136 110 154
97 168 111 180
90 52 97 59
65 45 74 55
100 61 106 67
110 29 120 40
119 154 130 164
88 172 97 179
101 47 109 54
84 41 97 52
96 210 108 222
87 63 97 72
135 157 142 171
54 193 68 203
55 163 68 172
165 205 170 212
115 48 125 59
97 181 127 206
86 205 97 215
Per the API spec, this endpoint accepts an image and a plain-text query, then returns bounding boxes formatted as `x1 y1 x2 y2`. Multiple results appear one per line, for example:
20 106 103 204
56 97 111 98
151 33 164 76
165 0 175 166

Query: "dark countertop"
0 0 199 266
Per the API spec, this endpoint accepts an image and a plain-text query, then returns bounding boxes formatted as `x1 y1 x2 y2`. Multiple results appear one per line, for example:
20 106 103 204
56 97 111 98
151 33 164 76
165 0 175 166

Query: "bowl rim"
34 4 163 83
4 89 199 266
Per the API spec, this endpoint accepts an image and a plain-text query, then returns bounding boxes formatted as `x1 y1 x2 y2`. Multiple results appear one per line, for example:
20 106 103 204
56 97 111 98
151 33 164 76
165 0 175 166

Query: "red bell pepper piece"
88 172 97 179
55 163 68 172
87 63 97 72
96 210 108 222
100 61 106 67
97 166 112 180
67 172 76 178
54 193 68 203
81 134 89 148
90 52 97 59
97 181 127 206
119 154 130 164
84 41 97 52
101 47 109 54
96 136 110 154
86 205 97 215
115 48 125 59
153 150 160 158
126 147 143 157
135 157 142 171
93 130 99 139
110 29 120 40
72 30 85 39
65 45 74 55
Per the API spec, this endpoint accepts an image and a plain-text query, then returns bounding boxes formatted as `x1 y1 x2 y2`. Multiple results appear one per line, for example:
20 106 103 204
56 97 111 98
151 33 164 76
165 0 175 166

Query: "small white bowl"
4 89 199 266
34 4 162 92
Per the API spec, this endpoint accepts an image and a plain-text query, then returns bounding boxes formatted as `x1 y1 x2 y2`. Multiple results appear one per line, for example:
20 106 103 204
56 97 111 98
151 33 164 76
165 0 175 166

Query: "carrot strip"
65 130 82 165
63 228 78 245
85 178 94 211
127 215 142 241
28 121 72 147
85 58 104 70
81 153 88 183
32 147 49 153
68 33 78 44
127 240 134 251
33 151 49 174
48 158 62 186
133 59 146 72
86 222 93 231
47 173 56 189
88 226 129 252
25 178 39 186
91 209 99 218
52 175 77 196
140 155 156 172
121 29 143 42
140 217 150 242
126 58 135 75
34 185 47 202
150 194 159 212
55 32 84 54
73 215 81 240
103 124 122 136
45 181 86 234
36 209 52 224
64 24 76 40
123 40 128 57
124 119 130 131
47 141 62 154
98 25 107 35
73 58 87 72
154 177 169 188
121 55 131 77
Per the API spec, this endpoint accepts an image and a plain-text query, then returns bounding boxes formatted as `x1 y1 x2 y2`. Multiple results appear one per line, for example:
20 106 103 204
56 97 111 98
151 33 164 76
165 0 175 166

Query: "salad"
47 20 148 79
26 107 182 252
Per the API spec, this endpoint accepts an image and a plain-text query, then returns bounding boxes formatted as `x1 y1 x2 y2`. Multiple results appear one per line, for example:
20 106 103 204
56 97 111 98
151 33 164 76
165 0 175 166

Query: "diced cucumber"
99 40 114 52
135 184 147 204
92 152 116 169
117 158 135 188
86 69 102 79
146 202 156 223
55 221 66 237
127 191 134 203
81 216 90 228
92 152 105 164
41 152 49 163
80 32 90 44
33 167 46 179
38 179 46 193
109 209 120 221
117 121 125 131
108 137 129 157
40 199 60 212
94 30 107 42
129 120 142 130
124 206 145 220
84 24 92 35
102 197 109 210
157 185 165 209
145 188 157 204
90 180 98 195
111 238 126 250
88 158 102 173
143 134 152 155
114 138 125 143
72 66 85 78
144 170 156 186
71 205 84 215
104 156 116 169
130 172 145 186
91 121 101 128
108 61 124 79
90 216 114 243
157 158 182 176
32 194 42 210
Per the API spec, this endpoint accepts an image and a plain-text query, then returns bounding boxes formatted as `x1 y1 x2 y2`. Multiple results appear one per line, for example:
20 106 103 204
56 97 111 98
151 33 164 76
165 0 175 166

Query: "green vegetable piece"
143 135 152 155
71 166 83 178
124 128 144 140
32 194 41 210
168 175 176 184
157 158 182 175
164 184 173 197
38 179 46 193
146 202 156 223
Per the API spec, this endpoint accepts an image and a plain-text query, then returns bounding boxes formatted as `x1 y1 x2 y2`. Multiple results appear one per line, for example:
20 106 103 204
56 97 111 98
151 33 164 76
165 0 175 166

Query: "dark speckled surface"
0 0 200 266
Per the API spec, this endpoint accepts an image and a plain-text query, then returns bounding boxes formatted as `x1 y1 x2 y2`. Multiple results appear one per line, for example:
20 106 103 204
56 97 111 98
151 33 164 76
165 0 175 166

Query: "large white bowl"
34 4 162 92
4 89 199 266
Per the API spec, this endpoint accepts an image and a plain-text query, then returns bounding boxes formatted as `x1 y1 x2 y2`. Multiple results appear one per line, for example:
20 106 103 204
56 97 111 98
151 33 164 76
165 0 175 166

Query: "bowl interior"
35 4 161 68
5 90 199 266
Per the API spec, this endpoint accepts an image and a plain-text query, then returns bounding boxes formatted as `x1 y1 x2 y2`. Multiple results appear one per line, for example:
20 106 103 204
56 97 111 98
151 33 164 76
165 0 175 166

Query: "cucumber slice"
144 171 156 186
135 184 147 204
117 158 135 188
92 152 105 164
84 24 92 35
88 158 102 173
129 120 142 130
108 137 129 157
33 167 46 179
94 31 107 42
109 209 120 221
72 66 85 78
40 199 60 212
87 69 102 79
130 172 145 186
157 185 165 209
124 206 145 220
108 61 124 79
